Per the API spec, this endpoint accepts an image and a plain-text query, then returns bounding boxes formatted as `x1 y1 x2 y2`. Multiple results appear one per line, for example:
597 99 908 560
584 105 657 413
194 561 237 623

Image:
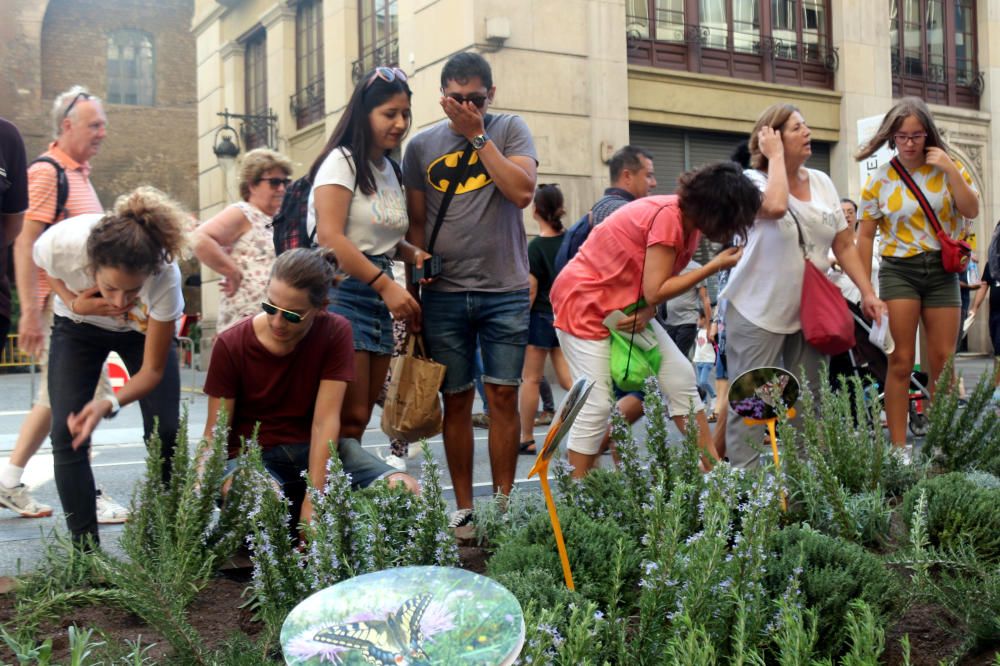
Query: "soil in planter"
458 545 490 575
883 601 999 666
0 576 259 664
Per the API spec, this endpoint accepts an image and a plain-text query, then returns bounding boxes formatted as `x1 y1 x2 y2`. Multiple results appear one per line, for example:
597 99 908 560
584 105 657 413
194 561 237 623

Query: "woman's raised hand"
758 126 784 161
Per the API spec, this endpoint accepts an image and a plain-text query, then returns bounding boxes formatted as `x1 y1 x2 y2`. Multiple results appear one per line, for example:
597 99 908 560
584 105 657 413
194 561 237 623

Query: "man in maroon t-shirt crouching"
202 248 418 527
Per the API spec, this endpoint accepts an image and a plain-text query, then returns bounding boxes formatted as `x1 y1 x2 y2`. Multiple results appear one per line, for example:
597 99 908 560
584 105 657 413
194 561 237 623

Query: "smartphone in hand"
411 255 443 284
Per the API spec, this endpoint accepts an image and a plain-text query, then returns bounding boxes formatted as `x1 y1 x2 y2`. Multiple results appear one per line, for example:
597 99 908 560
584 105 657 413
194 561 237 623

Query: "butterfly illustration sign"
728 367 800 422
527 376 595 591
728 366 800 511
280 566 525 665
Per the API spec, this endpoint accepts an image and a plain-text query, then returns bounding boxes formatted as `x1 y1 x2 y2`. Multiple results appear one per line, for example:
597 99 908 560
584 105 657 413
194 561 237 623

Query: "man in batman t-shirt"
403 52 537 535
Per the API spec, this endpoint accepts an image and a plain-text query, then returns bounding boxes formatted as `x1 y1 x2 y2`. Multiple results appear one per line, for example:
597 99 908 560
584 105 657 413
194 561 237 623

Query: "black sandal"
518 440 537 455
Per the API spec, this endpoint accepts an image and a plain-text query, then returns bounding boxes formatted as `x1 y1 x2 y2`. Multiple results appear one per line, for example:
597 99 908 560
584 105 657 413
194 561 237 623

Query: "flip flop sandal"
518 440 537 455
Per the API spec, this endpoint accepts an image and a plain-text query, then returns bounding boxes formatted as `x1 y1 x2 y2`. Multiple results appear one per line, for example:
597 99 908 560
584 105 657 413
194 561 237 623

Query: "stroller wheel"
908 402 929 437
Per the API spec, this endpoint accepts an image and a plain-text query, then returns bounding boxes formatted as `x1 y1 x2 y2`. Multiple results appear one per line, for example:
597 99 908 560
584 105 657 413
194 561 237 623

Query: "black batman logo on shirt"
426 149 492 194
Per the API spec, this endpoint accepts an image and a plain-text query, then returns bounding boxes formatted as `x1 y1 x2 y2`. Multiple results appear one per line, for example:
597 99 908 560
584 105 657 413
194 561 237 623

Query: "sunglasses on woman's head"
365 66 408 90
261 301 305 324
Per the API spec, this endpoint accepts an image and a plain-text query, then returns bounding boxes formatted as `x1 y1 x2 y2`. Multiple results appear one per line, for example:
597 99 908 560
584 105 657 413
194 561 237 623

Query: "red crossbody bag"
889 156 972 274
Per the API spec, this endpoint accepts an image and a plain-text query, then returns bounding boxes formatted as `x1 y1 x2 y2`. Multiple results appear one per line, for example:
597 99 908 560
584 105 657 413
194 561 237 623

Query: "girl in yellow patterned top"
856 97 979 455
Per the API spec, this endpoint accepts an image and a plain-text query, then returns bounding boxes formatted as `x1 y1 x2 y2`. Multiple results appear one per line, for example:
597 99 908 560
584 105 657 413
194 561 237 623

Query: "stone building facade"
193 0 1000 353
1 0 200 313
1 0 199 211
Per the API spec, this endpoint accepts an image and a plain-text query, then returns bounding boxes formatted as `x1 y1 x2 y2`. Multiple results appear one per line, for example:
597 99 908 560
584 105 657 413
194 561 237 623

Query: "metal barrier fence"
0 334 35 369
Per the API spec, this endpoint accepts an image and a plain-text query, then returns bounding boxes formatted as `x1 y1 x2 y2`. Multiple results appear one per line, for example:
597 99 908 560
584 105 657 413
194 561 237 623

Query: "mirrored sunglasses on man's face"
261 301 305 324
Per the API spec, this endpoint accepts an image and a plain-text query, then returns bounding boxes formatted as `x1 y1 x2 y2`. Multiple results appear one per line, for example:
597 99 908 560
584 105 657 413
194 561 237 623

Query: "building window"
626 0 837 90
244 29 268 149
355 0 398 82
292 0 325 129
890 0 981 108
106 30 155 106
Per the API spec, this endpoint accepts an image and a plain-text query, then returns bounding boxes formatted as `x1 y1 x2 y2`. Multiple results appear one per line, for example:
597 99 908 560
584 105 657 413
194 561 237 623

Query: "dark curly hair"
676 161 760 244
87 186 187 277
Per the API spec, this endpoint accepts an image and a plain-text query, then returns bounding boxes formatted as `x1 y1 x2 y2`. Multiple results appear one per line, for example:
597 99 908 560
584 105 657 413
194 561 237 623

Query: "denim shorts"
528 310 559 349
329 254 395 355
224 437 394 493
880 252 960 308
421 289 529 393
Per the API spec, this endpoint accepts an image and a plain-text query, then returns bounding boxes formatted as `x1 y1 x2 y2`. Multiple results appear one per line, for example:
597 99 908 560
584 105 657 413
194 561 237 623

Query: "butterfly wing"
313 620 399 666
394 594 433 656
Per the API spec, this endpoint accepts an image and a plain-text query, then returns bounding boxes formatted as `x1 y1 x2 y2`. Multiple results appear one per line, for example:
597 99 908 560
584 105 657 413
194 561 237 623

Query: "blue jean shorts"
528 310 559 349
224 438 394 493
329 254 394 355
421 289 529 393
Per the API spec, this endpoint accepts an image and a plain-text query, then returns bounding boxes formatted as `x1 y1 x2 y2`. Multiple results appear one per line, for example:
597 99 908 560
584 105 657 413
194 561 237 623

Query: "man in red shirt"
202 248 417 527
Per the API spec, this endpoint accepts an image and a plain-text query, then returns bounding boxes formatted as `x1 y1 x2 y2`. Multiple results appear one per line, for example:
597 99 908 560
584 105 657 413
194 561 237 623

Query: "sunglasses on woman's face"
258 177 292 189
366 66 408 90
261 301 305 324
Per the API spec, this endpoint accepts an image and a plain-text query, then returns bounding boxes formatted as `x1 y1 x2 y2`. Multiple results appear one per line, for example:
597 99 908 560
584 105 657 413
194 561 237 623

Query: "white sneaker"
0 483 53 518
383 453 407 472
892 444 915 465
96 490 129 524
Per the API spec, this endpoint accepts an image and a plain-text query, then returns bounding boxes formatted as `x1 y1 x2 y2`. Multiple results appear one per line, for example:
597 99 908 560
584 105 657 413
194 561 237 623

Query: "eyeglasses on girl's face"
893 132 928 145
261 300 306 324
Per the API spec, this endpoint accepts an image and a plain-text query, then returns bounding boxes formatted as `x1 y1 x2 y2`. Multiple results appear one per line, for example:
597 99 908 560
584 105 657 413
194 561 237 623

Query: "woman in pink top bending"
550 161 760 477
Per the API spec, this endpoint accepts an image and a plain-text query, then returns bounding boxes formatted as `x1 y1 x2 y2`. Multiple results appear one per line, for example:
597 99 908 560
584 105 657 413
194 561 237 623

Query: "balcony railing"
290 79 325 129
351 39 400 84
627 18 837 89
891 54 983 108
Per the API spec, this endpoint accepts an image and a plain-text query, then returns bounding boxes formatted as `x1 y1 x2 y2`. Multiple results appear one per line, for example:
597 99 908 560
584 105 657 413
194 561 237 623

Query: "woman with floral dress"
192 148 293 331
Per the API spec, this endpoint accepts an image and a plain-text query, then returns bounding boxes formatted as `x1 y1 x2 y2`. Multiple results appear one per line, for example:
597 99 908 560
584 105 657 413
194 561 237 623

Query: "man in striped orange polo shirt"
0 86 125 522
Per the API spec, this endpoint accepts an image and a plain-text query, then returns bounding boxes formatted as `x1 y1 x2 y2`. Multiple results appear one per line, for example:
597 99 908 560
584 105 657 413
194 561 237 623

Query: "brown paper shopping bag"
381 335 446 442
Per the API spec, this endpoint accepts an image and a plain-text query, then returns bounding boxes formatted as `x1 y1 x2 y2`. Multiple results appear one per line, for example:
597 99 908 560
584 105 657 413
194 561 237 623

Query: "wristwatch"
471 133 489 150
104 393 121 420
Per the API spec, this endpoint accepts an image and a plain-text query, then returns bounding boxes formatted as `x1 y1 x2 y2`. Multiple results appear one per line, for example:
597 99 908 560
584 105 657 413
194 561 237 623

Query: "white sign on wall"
857 113 896 189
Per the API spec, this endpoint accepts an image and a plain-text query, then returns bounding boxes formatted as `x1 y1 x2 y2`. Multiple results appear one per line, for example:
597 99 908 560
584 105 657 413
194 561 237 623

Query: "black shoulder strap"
427 114 495 255
890 157 946 238
30 156 69 223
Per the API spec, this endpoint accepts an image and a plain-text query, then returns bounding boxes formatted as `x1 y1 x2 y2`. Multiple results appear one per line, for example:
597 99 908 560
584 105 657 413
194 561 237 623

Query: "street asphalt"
0 354 994 576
